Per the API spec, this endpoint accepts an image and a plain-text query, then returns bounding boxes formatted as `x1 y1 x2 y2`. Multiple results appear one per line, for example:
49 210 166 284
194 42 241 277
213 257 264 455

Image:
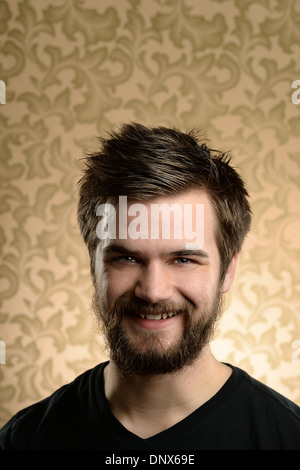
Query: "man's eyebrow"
169 249 210 259
103 244 209 258
103 244 141 255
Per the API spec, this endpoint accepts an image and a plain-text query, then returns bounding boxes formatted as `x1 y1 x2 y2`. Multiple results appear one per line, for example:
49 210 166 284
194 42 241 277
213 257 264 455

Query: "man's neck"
103 346 232 439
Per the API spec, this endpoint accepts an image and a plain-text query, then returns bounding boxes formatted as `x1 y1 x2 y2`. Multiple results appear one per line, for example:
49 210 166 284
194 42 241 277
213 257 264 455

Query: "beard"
92 285 224 377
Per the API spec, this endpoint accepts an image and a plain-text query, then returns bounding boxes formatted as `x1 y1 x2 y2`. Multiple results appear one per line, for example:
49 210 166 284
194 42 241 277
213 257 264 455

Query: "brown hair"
77 122 251 282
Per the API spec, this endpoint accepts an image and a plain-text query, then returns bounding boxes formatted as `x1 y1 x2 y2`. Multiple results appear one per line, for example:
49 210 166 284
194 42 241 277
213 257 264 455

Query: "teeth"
138 312 178 320
146 314 162 320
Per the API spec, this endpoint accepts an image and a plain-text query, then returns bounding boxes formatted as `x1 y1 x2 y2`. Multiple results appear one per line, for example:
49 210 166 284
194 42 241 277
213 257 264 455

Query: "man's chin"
107 322 210 377
111 351 198 377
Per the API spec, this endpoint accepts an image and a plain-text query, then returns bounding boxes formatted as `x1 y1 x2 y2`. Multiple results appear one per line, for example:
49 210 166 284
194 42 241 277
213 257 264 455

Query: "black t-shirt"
0 361 299 450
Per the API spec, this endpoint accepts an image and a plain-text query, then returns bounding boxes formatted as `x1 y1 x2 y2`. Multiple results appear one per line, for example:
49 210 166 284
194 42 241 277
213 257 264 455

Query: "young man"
1 123 299 450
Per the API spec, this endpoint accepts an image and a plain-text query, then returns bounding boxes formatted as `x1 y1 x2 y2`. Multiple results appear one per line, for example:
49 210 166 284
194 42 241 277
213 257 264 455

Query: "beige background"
0 0 300 426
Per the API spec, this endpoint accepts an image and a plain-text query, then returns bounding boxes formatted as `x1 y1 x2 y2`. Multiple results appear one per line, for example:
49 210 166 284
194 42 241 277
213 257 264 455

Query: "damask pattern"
0 0 299 425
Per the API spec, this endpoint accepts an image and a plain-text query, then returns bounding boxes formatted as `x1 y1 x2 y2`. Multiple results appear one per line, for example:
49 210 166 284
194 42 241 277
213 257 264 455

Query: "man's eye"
174 257 194 264
120 256 137 264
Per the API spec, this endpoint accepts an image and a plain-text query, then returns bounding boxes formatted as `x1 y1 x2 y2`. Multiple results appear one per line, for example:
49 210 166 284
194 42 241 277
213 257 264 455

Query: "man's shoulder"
0 362 107 449
230 364 300 423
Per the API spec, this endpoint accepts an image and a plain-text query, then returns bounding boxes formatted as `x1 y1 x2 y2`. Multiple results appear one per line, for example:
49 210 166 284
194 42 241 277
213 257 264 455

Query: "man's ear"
221 254 238 293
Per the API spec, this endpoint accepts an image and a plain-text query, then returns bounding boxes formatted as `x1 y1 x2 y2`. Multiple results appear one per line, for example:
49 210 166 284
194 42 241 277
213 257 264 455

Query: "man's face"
92 190 236 376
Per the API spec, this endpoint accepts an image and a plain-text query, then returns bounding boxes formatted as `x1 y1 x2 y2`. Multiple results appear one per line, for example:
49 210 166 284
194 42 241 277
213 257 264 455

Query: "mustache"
113 294 195 318
95 292 196 332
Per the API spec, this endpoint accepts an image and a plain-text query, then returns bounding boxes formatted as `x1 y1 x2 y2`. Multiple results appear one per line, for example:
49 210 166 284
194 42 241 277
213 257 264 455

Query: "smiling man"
1 123 299 450
93 190 231 380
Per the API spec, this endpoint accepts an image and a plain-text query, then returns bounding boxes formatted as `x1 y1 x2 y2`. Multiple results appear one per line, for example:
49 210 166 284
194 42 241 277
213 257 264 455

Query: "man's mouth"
136 311 181 320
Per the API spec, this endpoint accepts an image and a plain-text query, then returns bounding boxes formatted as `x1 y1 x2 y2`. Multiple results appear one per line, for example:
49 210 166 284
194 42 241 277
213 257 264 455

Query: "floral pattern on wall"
0 0 300 425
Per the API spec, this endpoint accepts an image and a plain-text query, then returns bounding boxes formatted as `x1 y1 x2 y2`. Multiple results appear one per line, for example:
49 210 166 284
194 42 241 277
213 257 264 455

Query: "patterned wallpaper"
0 0 300 426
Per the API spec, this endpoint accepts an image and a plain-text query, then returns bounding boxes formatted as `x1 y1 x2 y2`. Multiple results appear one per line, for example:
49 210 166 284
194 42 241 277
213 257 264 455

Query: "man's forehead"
94 189 218 256
123 189 212 208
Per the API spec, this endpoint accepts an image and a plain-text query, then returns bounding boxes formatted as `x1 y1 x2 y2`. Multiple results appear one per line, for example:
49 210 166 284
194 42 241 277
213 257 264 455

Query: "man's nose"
134 262 173 304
